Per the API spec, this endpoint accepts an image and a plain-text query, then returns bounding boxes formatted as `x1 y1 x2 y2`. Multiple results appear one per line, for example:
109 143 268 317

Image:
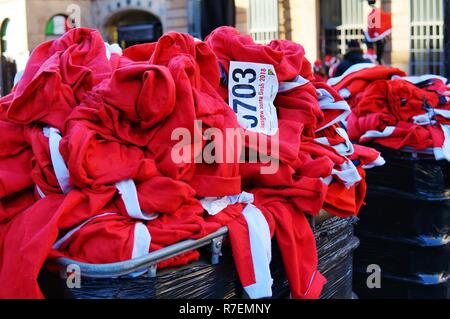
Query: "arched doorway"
1 18 16 96
105 9 162 48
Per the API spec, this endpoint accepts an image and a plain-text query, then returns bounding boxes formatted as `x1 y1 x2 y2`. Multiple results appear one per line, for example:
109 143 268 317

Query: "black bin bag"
364 145 450 199
354 232 450 275
358 186 450 239
40 217 359 299
353 144 450 299
353 270 449 299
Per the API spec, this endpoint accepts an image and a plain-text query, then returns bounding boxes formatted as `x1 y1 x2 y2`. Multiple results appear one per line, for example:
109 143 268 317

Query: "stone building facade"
0 0 448 95
0 0 191 94
234 0 447 77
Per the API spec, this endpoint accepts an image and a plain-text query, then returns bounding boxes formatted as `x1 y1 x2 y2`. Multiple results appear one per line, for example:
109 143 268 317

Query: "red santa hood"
328 64 406 100
205 26 312 83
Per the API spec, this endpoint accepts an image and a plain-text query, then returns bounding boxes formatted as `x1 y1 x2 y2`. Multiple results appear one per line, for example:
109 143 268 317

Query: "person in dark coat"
201 0 236 39
334 40 372 77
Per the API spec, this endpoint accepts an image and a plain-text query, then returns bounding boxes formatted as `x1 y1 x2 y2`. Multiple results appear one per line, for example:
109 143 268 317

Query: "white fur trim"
315 128 355 156
339 88 351 99
52 212 117 250
413 109 450 126
315 88 352 131
43 127 72 194
434 124 450 161
278 75 310 93
362 154 386 169
132 222 151 259
36 185 46 198
201 191 254 215
327 63 378 86
104 42 123 60
321 176 333 186
360 126 396 141
393 74 448 85
200 192 273 299
304 270 318 296
364 27 392 43
332 160 362 189
241 203 273 299
116 179 160 221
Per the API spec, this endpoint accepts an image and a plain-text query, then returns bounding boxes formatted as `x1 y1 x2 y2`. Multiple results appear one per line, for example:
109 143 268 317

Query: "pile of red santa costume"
0 27 384 299
329 64 450 161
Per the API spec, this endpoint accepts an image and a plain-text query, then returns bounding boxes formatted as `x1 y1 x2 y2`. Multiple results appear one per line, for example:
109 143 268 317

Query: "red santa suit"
0 119 37 225
0 26 384 300
0 121 33 199
205 26 385 297
327 63 406 107
348 78 450 161
202 192 274 299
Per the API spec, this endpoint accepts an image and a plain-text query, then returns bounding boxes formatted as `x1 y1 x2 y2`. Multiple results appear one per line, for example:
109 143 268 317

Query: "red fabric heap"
206 26 383 298
0 27 383 299
329 65 450 160
328 64 406 108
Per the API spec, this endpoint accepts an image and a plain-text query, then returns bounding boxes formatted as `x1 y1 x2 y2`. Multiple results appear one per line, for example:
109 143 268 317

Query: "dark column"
444 0 450 78
200 0 236 38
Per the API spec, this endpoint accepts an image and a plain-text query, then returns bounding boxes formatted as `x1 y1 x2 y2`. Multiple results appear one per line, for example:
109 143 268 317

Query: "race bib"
228 61 279 136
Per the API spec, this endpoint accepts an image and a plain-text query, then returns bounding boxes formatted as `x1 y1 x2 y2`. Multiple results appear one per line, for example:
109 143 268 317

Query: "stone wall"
25 0 92 50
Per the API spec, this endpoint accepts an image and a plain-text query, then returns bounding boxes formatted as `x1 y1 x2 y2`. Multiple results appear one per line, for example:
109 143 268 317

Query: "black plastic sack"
353 270 449 299
316 217 359 299
354 232 450 275
364 144 450 200
316 217 359 257
40 247 247 299
39 217 358 299
357 186 450 239
319 238 359 299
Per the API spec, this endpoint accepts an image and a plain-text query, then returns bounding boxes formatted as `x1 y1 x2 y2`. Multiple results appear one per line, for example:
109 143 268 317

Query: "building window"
248 0 279 44
45 15 70 40
320 0 342 57
410 0 444 75
337 0 371 55
320 0 375 58
189 0 236 39
104 9 162 48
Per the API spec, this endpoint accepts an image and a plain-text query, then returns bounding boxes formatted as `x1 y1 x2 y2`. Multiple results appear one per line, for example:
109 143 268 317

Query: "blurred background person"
313 59 328 82
334 40 371 77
